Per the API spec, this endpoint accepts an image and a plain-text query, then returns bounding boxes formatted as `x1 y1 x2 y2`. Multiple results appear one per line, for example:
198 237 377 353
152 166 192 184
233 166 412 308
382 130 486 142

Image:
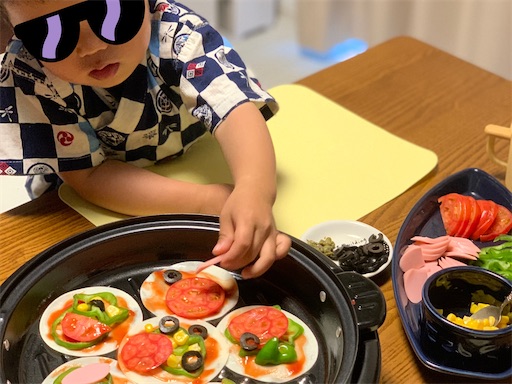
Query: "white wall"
296 0 512 80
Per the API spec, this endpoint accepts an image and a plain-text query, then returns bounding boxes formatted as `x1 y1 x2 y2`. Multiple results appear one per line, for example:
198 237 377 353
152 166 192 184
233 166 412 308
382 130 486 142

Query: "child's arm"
212 102 291 278
59 160 233 216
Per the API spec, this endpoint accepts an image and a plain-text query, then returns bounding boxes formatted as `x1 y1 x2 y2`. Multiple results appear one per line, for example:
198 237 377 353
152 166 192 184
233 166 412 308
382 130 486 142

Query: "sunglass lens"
88 0 145 45
15 15 78 62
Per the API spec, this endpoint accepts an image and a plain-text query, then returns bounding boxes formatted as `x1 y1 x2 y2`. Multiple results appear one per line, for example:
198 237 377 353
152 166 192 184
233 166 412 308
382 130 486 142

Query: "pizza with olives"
140 261 239 321
216 305 319 383
117 316 229 384
39 286 143 357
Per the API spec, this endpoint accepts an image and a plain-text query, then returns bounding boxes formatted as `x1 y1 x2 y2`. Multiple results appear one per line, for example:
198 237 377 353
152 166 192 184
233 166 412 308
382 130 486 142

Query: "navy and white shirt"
0 0 278 196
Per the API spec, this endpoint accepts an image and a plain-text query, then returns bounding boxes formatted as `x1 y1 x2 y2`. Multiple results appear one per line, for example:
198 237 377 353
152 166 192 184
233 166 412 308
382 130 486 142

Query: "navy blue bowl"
421 266 512 374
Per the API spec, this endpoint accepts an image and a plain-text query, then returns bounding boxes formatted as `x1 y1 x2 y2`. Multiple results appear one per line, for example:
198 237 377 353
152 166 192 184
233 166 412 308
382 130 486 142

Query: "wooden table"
1 36 510 383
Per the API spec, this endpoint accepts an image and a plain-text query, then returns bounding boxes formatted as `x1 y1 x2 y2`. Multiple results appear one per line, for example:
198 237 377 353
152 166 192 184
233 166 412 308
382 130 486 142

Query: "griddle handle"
335 271 386 333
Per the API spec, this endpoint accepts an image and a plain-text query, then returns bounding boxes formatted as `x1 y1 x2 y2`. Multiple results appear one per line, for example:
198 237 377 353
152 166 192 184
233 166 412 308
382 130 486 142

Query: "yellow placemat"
59 84 438 237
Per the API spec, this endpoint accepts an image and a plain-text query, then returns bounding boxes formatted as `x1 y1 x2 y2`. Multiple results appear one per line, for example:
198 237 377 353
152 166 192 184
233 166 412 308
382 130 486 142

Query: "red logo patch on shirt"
57 131 74 146
0 162 16 175
186 61 205 79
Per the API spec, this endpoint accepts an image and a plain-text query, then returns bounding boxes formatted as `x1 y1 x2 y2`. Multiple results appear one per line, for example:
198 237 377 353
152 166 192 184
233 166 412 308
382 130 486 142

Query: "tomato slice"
471 200 499 240
120 332 173 373
480 204 512 242
227 307 289 344
165 277 225 319
61 313 111 342
438 193 466 236
457 195 481 238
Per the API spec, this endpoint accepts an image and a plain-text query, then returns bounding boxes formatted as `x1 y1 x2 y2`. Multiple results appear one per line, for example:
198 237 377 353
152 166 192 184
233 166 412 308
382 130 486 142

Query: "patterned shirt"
0 0 278 192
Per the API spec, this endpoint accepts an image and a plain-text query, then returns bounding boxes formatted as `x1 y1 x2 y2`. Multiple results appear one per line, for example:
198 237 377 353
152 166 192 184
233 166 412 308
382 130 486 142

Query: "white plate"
39 286 144 357
301 220 393 278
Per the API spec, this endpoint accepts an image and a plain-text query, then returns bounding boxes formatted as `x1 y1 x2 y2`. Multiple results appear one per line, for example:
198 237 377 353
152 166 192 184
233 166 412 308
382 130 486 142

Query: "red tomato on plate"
61 313 111 342
165 277 225 319
438 193 466 236
457 195 481 238
120 332 173 373
480 204 512 242
227 306 289 344
471 200 499 240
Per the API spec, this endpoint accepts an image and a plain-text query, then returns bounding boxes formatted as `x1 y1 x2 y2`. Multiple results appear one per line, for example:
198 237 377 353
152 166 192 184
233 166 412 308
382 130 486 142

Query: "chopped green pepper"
254 337 298 365
73 292 129 326
471 235 512 280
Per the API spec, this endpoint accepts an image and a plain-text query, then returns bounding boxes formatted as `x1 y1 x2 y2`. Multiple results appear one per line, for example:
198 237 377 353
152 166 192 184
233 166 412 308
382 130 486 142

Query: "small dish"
301 220 393 278
421 267 511 374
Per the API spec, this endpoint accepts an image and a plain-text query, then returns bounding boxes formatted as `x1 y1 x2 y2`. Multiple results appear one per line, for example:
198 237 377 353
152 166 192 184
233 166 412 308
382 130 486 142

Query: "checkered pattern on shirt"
0 0 278 180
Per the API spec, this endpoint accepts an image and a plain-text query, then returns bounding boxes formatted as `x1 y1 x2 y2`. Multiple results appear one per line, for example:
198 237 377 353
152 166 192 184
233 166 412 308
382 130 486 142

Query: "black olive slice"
369 233 383 243
367 243 384 254
163 269 182 284
188 324 208 339
181 350 203 372
89 299 105 311
240 332 260 351
159 316 180 334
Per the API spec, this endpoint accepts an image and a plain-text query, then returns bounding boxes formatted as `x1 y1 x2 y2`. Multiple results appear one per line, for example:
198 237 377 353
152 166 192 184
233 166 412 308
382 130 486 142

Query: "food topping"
51 291 130 351
57 363 111 384
163 269 182 284
120 332 174 373
445 297 511 331
400 235 481 303
225 306 305 367
181 350 203 372
308 233 390 274
306 237 336 257
240 332 260 351
165 277 226 319
188 324 208 339
159 316 180 335
438 193 512 241
227 306 289 344
470 234 512 280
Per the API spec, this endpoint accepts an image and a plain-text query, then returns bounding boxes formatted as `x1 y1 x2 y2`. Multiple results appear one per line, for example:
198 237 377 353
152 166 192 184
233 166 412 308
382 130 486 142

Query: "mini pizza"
216 305 319 383
42 357 128 384
117 316 230 384
39 286 143 357
140 261 239 321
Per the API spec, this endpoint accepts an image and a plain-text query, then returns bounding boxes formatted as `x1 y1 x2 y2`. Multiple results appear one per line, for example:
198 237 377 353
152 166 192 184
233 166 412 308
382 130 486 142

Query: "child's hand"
211 185 291 279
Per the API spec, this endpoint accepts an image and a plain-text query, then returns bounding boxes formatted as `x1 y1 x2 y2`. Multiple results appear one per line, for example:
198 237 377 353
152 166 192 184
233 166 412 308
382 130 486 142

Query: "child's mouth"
89 63 120 80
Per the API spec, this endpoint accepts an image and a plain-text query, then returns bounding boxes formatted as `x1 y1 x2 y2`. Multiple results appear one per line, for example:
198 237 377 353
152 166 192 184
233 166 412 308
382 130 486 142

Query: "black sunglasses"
14 0 145 62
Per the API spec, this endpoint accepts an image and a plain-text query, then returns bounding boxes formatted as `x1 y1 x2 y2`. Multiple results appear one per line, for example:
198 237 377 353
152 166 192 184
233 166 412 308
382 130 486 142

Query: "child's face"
6 0 151 88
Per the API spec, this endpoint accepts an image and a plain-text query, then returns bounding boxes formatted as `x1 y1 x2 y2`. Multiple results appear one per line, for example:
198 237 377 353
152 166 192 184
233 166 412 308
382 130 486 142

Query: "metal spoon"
470 291 512 325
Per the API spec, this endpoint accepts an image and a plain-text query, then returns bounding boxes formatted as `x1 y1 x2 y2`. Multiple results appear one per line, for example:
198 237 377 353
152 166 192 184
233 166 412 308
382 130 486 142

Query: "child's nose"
75 21 109 57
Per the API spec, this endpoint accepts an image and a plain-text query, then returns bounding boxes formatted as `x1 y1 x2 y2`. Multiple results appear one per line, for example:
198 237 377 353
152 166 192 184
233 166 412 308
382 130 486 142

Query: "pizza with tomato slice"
39 286 143 357
216 305 319 383
117 316 230 384
42 357 129 384
140 261 239 321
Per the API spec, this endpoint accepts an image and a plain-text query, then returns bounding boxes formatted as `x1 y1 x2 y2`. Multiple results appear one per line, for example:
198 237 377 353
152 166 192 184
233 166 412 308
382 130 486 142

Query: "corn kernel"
187 343 202 352
166 354 181 368
105 305 121 317
173 329 189 345
76 303 89 312
144 324 155 333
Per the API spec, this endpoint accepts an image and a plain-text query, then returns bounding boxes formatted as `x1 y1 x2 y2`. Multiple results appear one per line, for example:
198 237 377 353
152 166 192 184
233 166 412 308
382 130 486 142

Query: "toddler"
0 0 291 278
